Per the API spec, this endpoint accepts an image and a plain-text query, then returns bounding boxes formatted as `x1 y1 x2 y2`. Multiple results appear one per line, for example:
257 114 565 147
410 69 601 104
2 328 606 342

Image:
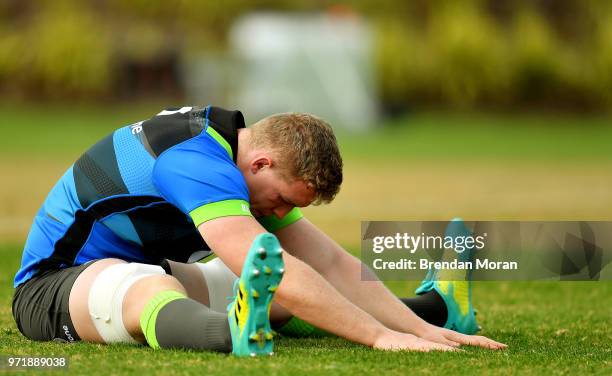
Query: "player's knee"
87 263 180 344
194 258 238 312
130 274 186 298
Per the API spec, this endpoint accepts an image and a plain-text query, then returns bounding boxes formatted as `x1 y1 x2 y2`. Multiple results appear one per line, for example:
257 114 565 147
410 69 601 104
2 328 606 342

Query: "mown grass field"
0 104 610 374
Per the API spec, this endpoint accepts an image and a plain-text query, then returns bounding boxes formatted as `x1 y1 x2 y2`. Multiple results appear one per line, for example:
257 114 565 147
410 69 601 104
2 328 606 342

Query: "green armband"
189 199 252 226
257 207 304 232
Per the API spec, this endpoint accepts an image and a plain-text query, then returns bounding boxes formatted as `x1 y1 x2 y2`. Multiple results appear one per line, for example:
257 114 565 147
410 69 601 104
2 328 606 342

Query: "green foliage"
0 0 611 109
424 1 510 107
591 4 612 106
510 8 566 103
374 1 612 110
32 4 111 96
509 7 586 107
0 31 20 79
0 1 111 97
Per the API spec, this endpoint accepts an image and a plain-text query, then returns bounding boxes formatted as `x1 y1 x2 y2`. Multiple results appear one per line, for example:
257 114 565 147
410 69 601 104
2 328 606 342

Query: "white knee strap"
195 258 238 313
88 263 165 344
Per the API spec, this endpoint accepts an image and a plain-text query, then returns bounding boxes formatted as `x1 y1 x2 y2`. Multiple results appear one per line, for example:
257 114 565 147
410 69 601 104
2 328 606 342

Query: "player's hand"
373 329 458 352
419 324 507 350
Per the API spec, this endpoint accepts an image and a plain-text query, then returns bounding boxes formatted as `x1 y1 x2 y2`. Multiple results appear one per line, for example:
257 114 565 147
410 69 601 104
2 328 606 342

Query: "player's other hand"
373 329 458 352
419 324 507 350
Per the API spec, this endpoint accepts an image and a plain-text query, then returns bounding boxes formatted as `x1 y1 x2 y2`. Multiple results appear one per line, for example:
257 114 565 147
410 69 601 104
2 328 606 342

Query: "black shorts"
11 260 172 343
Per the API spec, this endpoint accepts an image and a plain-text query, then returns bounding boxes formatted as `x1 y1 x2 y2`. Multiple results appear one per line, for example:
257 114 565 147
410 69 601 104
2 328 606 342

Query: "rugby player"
12 106 506 356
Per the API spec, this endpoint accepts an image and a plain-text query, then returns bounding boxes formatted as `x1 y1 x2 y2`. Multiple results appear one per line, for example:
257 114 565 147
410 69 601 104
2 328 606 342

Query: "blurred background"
0 0 611 249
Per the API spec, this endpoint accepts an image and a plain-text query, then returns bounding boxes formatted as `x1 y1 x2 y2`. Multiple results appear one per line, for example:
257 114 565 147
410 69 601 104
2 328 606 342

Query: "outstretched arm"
274 217 506 350
198 215 455 352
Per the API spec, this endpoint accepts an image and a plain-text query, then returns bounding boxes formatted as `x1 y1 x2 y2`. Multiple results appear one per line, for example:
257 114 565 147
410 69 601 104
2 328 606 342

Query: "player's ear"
250 155 272 174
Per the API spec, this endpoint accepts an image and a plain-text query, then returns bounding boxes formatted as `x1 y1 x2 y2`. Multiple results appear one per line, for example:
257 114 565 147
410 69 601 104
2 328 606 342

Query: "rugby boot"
227 233 284 356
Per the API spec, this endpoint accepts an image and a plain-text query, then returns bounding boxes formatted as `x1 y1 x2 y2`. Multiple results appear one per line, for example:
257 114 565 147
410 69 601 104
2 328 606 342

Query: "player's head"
238 113 343 218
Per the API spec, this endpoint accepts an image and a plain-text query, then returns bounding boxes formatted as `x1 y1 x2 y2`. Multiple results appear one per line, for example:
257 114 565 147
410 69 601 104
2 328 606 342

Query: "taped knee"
87 263 166 344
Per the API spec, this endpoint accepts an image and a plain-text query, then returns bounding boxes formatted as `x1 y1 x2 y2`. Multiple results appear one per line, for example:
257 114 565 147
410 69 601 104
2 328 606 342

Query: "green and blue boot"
227 233 285 356
415 218 481 335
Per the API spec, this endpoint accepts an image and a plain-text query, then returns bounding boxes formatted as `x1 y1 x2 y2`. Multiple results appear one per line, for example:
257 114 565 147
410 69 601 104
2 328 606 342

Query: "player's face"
246 167 315 219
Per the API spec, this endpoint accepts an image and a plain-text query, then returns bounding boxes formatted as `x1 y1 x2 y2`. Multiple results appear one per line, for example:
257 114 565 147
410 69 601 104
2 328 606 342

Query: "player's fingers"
446 331 473 345
436 335 461 348
386 336 461 352
426 333 460 348
436 332 454 346
446 340 461 348
474 335 507 350
467 335 507 350
422 339 459 352
447 332 476 345
453 333 506 350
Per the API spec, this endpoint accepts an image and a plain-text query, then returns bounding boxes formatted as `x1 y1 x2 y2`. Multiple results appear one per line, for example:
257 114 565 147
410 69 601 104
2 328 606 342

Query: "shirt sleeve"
257 207 304 232
152 132 252 227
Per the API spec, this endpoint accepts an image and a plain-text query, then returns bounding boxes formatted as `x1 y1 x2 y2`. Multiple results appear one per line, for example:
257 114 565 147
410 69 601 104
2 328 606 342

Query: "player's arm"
198 216 453 351
274 218 430 334
274 217 506 350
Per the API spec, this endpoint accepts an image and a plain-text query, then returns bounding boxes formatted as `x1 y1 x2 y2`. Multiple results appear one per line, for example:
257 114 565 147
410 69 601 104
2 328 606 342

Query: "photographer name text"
372 258 518 270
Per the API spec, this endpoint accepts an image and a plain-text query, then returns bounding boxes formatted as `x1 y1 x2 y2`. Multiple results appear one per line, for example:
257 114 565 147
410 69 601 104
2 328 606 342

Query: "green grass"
0 103 164 159
1 244 610 375
337 112 612 161
1 104 611 161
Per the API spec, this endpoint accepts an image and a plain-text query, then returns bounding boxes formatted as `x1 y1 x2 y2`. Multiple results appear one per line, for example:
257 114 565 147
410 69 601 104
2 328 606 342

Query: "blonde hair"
249 113 343 204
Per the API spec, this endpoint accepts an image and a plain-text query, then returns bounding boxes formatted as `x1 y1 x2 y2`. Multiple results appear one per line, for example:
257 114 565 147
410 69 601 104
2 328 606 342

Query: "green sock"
277 317 332 338
140 290 186 349
139 290 231 352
